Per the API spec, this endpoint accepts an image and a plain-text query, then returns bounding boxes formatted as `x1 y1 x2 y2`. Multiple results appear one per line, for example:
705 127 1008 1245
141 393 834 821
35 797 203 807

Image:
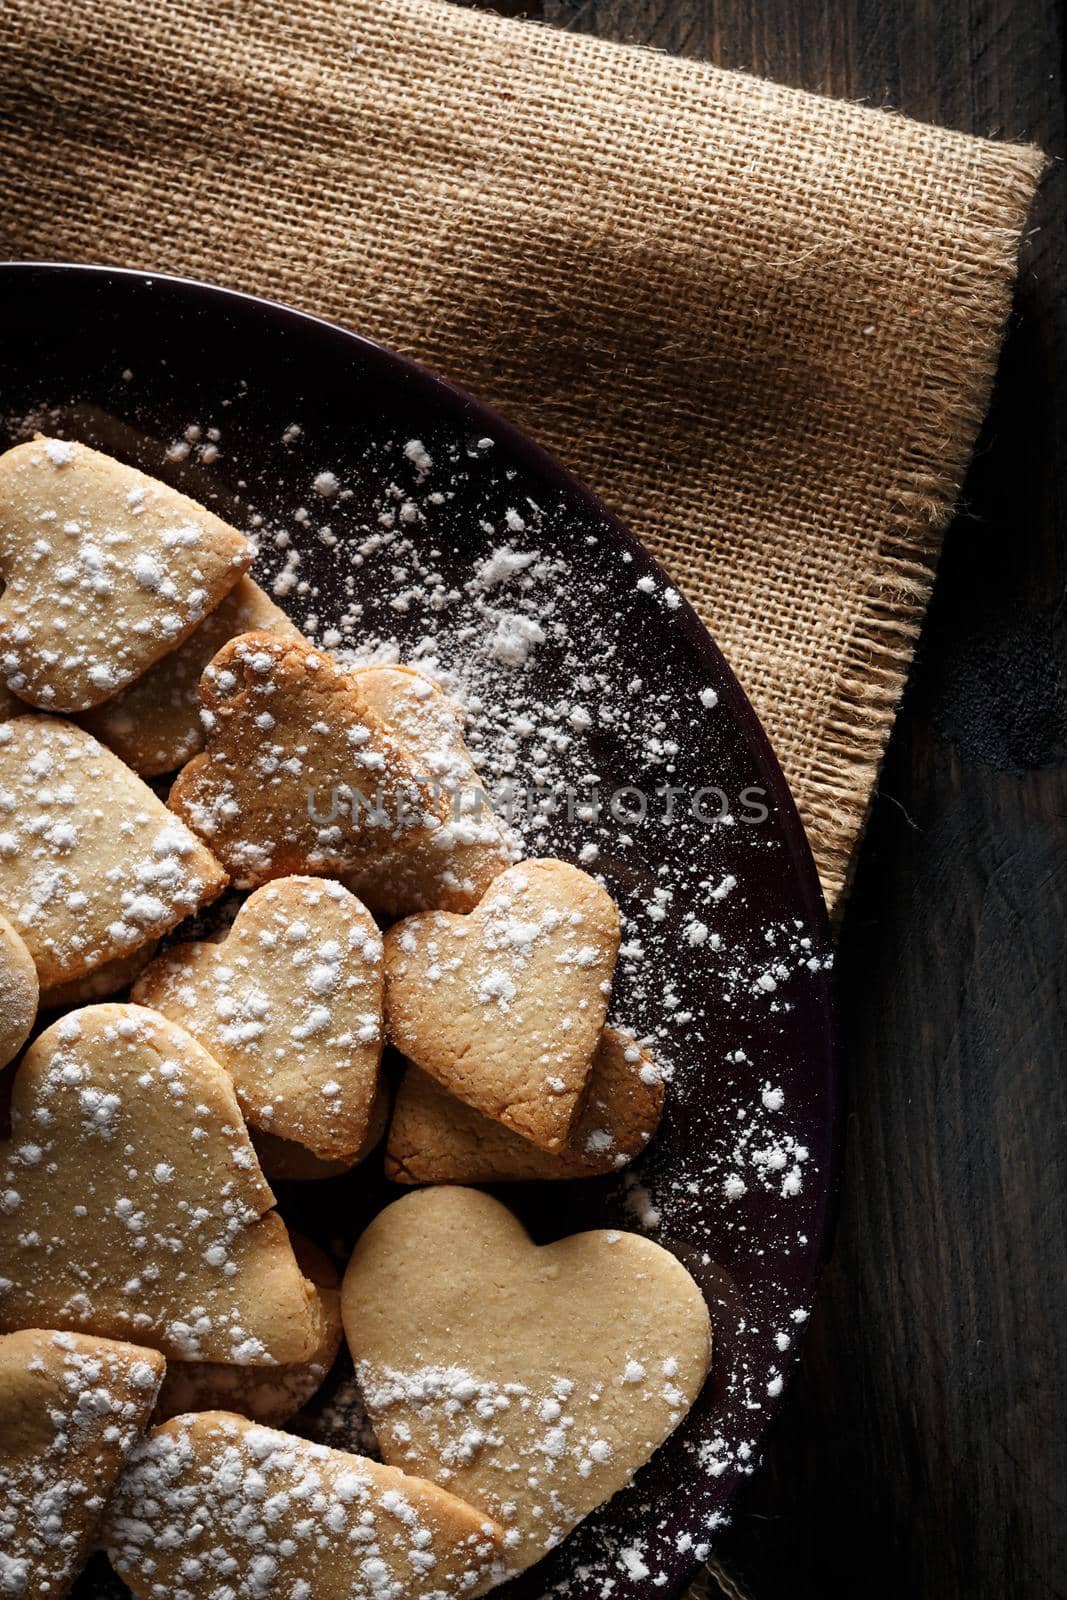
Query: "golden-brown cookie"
0 912 37 1070
132 877 383 1162
153 1234 342 1428
0 716 227 989
342 1187 711 1575
0 1003 326 1365
253 1079 390 1182
383 859 620 1152
105 1411 505 1600
387 1025 665 1184
0 437 251 712
80 577 301 776
0 1328 164 1600
169 632 439 887
345 664 513 917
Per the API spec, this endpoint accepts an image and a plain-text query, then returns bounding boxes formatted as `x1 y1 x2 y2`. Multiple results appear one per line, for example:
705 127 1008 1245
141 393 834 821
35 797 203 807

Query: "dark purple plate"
0 263 839 1600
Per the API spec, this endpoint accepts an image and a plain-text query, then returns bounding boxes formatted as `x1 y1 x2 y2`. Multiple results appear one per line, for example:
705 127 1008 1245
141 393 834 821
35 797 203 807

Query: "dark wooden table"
463 3 1067 1595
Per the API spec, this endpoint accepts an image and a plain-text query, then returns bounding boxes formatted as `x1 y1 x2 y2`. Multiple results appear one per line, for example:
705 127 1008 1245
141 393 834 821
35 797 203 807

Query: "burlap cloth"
0 0 1043 910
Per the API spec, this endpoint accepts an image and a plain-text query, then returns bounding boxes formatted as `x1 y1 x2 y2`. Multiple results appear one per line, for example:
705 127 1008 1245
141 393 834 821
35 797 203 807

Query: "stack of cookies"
0 438 711 1599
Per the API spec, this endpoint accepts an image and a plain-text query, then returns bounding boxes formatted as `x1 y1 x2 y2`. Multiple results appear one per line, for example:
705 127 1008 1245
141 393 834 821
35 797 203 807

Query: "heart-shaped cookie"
0 1003 327 1365
345 664 513 918
386 1025 665 1185
132 876 383 1162
0 438 251 712
342 1187 711 1575
154 1233 342 1429
0 716 227 989
0 1327 164 1600
106 1412 505 1600
253 1079 390 1183
383 859 620 1151
169 632 439 887
81 576 301 776
0 911 37 1069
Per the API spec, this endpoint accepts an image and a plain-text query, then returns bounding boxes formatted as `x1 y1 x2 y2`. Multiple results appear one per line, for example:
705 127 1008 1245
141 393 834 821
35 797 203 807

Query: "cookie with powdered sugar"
0 1004 328 1366
0 437 251 712
0 1327 164 1600
168 632 439 887
105 1411 505 1600
342 1187 711 1577
133 876 384 1163
0 716 227 990
383 858 619 1152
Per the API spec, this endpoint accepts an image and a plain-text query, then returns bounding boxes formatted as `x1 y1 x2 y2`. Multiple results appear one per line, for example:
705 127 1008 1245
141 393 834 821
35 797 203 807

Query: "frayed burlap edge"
801 151 1043 908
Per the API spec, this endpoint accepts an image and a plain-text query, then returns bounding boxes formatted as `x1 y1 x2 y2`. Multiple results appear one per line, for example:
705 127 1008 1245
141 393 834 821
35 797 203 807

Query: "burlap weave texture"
0 0 1044 906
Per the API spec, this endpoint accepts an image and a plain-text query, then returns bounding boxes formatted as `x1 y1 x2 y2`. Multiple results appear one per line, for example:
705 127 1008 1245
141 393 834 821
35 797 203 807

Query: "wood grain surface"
461 2 1067 1595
